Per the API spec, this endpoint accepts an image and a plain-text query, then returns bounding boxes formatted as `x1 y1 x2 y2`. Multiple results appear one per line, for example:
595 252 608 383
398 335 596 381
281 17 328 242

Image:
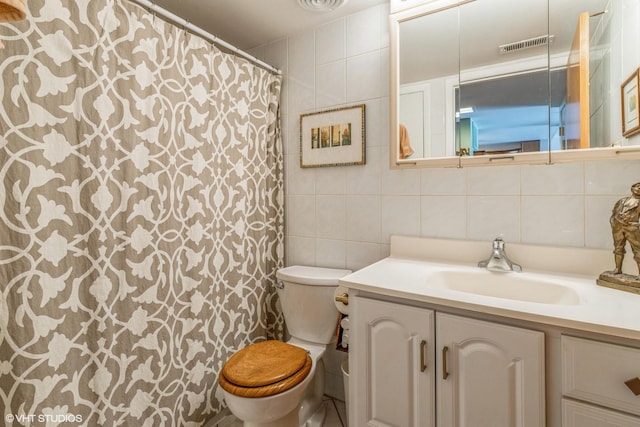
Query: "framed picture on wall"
299 104 366 168
621 68 640 138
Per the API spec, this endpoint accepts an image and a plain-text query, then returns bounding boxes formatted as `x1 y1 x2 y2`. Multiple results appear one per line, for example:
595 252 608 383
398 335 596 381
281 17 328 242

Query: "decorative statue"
597 182 640 293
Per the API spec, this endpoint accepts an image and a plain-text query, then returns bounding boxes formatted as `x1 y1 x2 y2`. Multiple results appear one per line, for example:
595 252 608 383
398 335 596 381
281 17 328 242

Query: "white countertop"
340 236 640 341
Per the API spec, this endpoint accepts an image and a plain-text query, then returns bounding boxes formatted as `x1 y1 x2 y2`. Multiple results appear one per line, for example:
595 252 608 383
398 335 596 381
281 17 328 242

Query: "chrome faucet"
478 237 522 273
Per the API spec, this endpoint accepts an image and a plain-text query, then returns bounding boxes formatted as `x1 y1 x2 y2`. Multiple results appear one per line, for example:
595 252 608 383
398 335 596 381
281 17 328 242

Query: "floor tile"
323 398 346 427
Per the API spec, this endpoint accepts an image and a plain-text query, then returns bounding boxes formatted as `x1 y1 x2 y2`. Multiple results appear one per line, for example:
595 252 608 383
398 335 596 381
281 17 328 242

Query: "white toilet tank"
276 266 351 345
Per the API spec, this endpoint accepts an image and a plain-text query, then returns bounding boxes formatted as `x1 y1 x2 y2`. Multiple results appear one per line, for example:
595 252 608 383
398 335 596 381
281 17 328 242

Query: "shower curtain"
0 0 284 425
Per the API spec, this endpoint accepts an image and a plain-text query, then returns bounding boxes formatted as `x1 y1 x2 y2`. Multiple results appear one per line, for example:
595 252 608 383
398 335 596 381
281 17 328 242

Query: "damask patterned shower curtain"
0 0 284 425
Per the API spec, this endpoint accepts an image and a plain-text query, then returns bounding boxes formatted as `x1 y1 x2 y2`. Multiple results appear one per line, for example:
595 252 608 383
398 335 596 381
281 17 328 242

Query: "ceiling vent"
297 0 348 12
499 35 554 54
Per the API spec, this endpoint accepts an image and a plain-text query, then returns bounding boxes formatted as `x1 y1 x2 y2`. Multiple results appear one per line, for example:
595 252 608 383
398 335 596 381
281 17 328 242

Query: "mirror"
458 0 550 159
390 0 640 167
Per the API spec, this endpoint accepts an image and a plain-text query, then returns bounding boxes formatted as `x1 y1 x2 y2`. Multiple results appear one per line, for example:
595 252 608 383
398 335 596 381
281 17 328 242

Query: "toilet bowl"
219 266 351 427
220 340 315 426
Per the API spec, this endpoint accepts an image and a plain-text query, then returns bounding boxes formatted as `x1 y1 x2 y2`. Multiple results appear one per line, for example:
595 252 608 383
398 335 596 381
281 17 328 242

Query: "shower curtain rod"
128 0 282 75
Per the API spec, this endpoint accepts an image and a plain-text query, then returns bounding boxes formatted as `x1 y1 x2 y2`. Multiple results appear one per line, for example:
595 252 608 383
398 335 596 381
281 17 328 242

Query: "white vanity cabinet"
351 295 545 427
561 336 640 426
342 236 640 426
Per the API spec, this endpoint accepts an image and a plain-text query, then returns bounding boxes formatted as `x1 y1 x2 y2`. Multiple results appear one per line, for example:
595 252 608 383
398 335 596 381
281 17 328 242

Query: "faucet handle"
479 237 522 272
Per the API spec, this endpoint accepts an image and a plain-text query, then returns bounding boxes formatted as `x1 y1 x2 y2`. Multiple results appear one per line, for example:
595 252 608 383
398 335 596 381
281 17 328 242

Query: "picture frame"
621 68 640 138
299 104 366 168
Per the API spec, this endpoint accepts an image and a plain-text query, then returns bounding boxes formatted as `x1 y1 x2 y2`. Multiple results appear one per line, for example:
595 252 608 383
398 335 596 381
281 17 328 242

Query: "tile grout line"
330 397 346 427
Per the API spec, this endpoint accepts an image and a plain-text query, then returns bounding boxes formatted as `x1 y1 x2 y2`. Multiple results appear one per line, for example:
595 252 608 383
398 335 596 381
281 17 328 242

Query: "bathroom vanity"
341 236 640 427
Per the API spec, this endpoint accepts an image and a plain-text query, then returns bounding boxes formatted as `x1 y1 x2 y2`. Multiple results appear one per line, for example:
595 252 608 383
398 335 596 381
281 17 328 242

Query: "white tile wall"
253 0 640 401
316 20 346 65
346 7 381 57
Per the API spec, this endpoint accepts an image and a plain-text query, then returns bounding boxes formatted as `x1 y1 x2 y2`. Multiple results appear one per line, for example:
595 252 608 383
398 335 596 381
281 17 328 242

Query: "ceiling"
399 0 610 84
147 0 388 51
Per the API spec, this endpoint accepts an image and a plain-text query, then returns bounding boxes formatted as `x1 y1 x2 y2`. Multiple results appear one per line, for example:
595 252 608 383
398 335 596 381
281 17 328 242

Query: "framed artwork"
299 104 365 168
621 68 640 138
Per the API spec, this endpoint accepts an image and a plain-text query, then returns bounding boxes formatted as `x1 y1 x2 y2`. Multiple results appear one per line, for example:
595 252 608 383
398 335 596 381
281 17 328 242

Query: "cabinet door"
437 313 545 427
351 296 435 427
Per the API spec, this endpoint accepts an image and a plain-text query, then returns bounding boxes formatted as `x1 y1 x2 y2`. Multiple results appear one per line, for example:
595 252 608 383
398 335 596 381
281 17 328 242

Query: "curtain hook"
145 0 156 24
209 43 215 74
183 20 191 44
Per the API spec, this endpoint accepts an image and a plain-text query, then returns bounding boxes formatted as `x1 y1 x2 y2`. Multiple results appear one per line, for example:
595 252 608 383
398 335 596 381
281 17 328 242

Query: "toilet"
219 265 351 427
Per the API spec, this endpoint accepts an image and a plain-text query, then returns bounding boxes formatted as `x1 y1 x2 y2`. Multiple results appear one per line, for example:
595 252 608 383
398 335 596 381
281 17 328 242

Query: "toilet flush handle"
275 280 284 289
335 293 349 305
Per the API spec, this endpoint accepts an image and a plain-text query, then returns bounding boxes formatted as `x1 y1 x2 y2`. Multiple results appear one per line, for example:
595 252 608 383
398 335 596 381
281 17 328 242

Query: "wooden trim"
621 68 640 138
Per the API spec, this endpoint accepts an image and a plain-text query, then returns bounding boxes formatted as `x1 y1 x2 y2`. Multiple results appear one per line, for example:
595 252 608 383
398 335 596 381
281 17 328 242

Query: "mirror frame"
389 0 640 169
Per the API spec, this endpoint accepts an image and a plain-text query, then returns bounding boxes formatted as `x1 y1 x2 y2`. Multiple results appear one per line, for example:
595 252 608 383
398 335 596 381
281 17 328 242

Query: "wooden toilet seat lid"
219 340 312 397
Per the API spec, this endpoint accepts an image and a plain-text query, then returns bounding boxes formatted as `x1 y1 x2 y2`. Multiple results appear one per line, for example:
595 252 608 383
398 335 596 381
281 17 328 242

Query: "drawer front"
563 399 640 427
562 336 640 416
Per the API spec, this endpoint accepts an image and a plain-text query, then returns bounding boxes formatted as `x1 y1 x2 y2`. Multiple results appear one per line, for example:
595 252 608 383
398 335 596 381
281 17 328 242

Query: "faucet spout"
478 237 522 273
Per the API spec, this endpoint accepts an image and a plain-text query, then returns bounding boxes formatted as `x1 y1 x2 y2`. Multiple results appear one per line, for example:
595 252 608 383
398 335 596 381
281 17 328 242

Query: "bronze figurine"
597 182 640 293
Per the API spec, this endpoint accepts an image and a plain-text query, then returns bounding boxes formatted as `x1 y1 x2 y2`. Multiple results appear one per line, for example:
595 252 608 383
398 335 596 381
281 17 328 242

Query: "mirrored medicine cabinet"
389 0 640 168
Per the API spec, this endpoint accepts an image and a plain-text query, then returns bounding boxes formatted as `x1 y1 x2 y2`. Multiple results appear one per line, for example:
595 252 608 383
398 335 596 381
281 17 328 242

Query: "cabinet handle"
625 377 640 396
442 346 450 380
420 340 427 372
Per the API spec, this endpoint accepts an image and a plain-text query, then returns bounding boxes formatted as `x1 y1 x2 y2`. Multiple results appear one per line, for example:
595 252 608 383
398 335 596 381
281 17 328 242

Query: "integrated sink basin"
426 269 582 305
339 236 640 340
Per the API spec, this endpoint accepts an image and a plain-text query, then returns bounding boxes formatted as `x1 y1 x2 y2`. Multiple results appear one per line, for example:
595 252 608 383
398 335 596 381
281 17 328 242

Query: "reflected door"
400 91 425 158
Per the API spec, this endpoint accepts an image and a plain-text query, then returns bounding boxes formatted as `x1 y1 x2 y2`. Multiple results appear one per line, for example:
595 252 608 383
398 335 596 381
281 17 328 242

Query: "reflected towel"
0 0 26 22
399 124 414 159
